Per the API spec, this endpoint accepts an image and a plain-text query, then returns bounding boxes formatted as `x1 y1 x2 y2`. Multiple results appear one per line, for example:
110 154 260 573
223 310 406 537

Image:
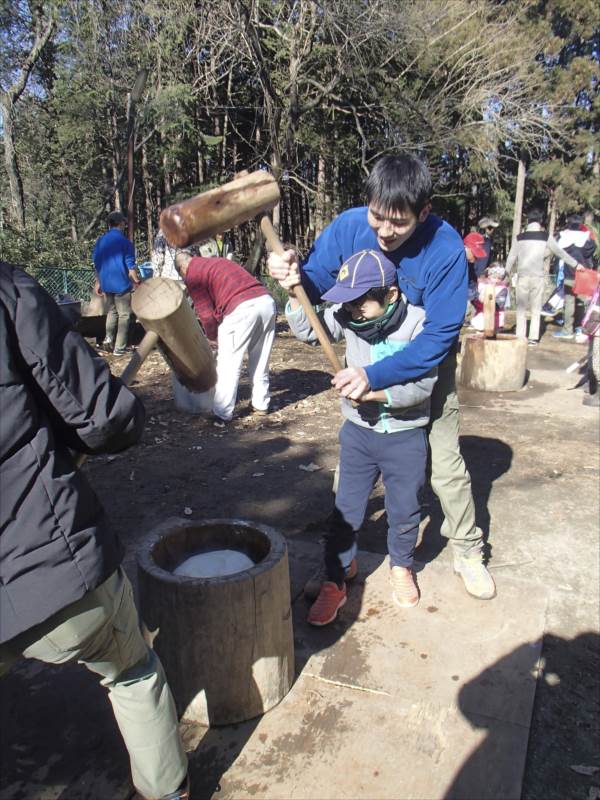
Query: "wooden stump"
131 277 216 392
137 517 295 726
459 333 528 392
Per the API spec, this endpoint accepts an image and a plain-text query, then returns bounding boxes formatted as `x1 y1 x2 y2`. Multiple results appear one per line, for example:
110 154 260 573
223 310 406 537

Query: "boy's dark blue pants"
325 420 427 585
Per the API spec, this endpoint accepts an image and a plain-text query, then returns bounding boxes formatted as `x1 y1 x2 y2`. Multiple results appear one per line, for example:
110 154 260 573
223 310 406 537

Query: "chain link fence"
30 266 96 302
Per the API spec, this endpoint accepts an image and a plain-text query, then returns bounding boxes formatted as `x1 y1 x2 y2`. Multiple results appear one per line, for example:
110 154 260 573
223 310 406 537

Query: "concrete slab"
184 541 547 800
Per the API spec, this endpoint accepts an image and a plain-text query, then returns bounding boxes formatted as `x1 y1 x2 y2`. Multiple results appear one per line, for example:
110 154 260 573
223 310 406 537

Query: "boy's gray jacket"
286 300 436 432
0 262 145 643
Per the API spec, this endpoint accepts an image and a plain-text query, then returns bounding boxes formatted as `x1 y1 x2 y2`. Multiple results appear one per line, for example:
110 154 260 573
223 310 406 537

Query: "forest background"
1 0 598 272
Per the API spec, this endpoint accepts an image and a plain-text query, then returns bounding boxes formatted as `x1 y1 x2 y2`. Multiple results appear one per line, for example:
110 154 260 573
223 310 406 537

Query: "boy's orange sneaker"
390 566 419 608
304 557 358 601
307 582 347 626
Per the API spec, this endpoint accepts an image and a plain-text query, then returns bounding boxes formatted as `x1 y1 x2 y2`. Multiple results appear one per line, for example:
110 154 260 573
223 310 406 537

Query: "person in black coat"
0 262 189 800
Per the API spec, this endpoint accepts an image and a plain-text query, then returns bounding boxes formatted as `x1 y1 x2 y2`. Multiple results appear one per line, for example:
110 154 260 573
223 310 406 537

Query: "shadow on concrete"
0 660 131 798
417 435 513 566
444 632 600 800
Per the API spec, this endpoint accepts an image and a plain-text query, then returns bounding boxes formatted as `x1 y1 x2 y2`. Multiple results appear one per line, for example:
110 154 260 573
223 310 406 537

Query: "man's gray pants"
0 568 187 799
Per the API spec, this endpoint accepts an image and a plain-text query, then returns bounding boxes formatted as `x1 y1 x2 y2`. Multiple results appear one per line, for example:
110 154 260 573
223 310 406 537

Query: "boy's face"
367 203 430 252
343 286 399 323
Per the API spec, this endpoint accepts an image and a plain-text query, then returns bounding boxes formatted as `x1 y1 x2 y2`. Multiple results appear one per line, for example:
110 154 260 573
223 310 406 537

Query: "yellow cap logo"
338 263 349 282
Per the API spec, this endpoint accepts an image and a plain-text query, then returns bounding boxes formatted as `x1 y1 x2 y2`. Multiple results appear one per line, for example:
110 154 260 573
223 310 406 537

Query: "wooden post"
483 288 496 339
512 154 526 244
131 277 217 392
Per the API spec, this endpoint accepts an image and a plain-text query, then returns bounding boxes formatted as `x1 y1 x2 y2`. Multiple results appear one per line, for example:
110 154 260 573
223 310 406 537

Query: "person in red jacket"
175 252 277 422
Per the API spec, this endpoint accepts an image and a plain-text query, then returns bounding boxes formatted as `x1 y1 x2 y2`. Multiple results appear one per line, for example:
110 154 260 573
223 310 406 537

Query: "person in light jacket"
505 208 584 346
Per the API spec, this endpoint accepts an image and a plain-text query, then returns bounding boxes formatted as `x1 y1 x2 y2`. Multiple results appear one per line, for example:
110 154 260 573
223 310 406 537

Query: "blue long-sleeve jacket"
93 228 136 293
300 207 467 389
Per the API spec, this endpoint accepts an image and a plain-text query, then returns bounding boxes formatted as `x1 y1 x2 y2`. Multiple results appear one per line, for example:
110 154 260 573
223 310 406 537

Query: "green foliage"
1 0 597 267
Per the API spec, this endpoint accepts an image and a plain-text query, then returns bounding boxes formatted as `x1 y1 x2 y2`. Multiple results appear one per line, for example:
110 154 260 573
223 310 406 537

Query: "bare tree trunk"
66 183 78 243
0 99 25 230
109 106 122 210
142 141 154 256
0 11 54 231
512 155 527 242
315 149 326 235
270 152 281 233
221 68 233 176
547 189 557 237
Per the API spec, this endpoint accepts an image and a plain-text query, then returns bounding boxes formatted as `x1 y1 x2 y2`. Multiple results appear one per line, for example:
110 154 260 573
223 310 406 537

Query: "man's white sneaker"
453 554 496 600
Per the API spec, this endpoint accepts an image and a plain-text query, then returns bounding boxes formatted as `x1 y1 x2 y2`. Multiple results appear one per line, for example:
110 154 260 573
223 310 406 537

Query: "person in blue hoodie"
268 153 496 601
93 210 139 356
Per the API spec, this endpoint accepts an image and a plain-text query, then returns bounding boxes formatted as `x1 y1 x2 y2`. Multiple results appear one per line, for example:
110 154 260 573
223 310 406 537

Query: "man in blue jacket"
268 153 495 601
93 210 139 355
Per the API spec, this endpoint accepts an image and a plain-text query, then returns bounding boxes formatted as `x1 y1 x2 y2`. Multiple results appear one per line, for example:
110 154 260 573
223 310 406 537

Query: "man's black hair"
365 154 432 216
526 208 545 225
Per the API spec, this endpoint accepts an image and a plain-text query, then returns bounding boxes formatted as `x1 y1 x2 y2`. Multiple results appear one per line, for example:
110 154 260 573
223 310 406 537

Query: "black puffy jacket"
0 262 145 643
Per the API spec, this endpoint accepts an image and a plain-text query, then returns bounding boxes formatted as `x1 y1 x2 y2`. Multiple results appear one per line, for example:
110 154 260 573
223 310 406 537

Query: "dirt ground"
0 318 598 800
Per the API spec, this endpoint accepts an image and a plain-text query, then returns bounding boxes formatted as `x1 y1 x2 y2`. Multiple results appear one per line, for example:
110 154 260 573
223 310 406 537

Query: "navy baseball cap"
321 250 398 304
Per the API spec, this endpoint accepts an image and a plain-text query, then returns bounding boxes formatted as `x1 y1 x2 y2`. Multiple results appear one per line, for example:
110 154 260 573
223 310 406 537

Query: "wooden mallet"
160 169 343 375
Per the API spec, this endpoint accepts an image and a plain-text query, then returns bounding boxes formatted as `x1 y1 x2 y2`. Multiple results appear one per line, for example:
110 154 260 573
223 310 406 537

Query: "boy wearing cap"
269 153 497 604
286 250 436 625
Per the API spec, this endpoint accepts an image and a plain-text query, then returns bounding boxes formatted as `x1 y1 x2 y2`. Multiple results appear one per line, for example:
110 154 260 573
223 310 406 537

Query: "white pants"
213 294 277 421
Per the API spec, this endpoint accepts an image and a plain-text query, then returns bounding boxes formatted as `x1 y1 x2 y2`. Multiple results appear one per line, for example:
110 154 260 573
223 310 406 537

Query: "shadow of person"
416 435 513 566
443 632 600 800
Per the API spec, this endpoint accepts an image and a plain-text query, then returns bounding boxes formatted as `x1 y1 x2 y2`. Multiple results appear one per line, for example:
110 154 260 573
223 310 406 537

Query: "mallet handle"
259 215 344 375
120 330 160 386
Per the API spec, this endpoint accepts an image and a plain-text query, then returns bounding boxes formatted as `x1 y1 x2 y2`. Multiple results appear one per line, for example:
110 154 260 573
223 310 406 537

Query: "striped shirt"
184 257 269 341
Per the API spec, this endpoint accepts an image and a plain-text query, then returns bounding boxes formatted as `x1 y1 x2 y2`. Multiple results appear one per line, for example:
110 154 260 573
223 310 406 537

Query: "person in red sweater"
175 252 277 422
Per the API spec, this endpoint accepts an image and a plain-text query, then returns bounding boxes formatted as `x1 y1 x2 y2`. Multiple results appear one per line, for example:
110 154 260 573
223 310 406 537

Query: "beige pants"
516 274 544 341
428 348 483 555
0 568 187 799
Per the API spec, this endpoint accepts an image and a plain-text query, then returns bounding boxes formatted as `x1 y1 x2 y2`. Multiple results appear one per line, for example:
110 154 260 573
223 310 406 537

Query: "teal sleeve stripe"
286 300 302 315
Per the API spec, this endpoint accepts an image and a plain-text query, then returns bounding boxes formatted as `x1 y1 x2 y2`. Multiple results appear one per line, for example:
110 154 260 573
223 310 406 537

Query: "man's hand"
267 249 301 291
129 269 141 286
94 279 103 296
576 263 585 272
331 366 370 401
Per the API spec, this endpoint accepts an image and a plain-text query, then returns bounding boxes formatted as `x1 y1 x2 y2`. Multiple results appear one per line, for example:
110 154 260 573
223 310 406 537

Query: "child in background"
470 262 510 332
286 249 437 625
